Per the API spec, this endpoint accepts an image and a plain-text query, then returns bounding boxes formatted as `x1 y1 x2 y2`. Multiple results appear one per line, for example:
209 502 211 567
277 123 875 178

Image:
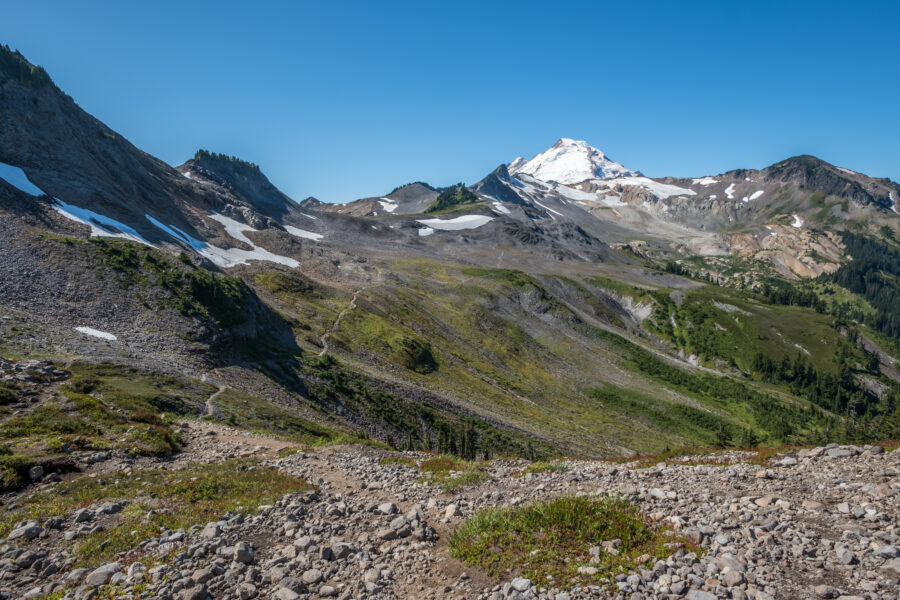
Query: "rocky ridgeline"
1 430 897 600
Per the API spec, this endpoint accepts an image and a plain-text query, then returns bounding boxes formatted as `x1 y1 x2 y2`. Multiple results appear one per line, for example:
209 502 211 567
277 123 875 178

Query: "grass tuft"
449 496 694 587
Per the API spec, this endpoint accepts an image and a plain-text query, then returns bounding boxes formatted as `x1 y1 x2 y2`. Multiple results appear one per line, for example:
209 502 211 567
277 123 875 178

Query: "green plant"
449 496 695 587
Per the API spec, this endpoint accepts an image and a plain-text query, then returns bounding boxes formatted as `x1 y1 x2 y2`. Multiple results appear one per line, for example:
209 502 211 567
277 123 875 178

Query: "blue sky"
2 1 898 202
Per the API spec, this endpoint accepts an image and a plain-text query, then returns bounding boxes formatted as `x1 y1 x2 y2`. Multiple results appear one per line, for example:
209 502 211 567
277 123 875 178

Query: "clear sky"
2 1 898 203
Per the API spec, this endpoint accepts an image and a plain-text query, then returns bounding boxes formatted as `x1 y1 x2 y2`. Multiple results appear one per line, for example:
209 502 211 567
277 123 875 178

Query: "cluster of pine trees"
830 232 900 339
425 184 478 213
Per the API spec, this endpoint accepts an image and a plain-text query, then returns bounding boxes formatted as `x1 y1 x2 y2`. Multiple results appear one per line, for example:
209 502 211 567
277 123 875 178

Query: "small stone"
814 585 840 599
874 545 899 558
73 508 93 523
377 502 398 514
687 591 717 600
28 465 44 481
444 504 459 518
7 521 41 541
301 568 323 585
511 577 532 592
179 584 207 600
200 522 221 538
836 547 857 565
234 541 254 564
85 562 121 587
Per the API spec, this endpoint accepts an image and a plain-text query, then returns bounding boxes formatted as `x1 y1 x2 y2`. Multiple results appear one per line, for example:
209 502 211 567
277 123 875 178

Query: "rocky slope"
2 411 897 600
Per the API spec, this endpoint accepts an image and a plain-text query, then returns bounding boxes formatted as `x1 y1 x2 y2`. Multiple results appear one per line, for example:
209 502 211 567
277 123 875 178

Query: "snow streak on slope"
53 201 154 246
2 161 154 245
416 215 493 231
75 327 117 341
0 162 46 196
147 214 299 268
284 226 323 241
596 177 696 200
792 215 804 228
509 138 640 184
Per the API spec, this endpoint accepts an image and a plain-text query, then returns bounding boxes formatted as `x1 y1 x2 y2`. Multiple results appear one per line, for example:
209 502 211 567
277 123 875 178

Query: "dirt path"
319 286 368 356
203 384 227 417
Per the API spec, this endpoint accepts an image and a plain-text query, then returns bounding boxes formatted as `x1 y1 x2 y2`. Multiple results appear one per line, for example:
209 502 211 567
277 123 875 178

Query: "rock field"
2 420 898 600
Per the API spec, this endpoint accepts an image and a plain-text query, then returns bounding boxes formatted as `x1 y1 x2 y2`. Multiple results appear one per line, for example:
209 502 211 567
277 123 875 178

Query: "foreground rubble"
1 425 897 600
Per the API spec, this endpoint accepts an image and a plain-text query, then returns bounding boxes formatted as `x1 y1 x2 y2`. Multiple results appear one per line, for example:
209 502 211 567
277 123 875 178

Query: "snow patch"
837 167 857 175
418 227 434 237
492 202 511 215
691 177 718 186
748 190 764 201
75 327 117 341
724 183 736 199
378 198 398 213
791 214 804 228
284 226 323 241
0 162 46 196
147 214 298 268
416 215 493 231
53 201 154 246
597 177 696 200
890 192 899 215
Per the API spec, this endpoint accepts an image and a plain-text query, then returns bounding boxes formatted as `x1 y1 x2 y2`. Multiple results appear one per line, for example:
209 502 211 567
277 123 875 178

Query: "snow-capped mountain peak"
509 138 640 184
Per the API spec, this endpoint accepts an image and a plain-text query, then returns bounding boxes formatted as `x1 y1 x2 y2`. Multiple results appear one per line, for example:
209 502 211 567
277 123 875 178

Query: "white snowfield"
418 227 434 237
1 160 154 246
792 214 804 228
75 327 117 341
415 215 493 231
891 192 899 215
748 190 765 201
691 177 718 186
491 202 511 215
378 198 398 213
509 138 640 185
147 213 299 268
284 225 323 241
0 162 46 196
53 201 154 246
725 183 736 200
596 177 696 200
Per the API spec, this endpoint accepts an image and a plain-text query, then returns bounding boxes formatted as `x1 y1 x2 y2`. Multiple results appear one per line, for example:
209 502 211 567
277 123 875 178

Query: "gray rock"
874 545 899 558
28 465 44 481
301 568 323 584
7 521 41 541
179 584 207 600
836 547 857 565
85 562 121 587
814 584 840 599
200 522 221 539
687 591 717 600
238 582 257 600
96 502 123 515
233 541 254 564
827 447 852 459
73 508 92 523
511 577 532 592
377 502 398 514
